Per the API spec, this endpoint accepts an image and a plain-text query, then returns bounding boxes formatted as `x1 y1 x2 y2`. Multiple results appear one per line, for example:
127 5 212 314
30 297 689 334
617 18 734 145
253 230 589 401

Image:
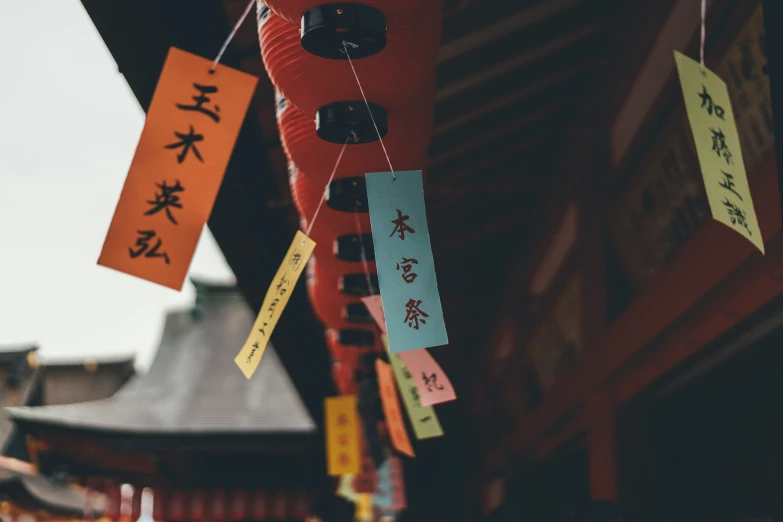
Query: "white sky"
0 0 236 370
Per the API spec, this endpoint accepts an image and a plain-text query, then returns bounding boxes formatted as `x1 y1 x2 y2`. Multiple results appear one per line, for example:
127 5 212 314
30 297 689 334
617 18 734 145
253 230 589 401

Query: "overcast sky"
0 0 235 370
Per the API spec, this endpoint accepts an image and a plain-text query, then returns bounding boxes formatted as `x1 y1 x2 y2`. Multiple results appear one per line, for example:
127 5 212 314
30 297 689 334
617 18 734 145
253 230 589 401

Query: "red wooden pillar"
586 388 618 501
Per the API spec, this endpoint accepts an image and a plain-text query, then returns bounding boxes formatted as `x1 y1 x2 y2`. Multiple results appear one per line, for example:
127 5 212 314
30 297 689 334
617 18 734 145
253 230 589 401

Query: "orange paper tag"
375 359 415 458
98 48 258 289
325 396 362 476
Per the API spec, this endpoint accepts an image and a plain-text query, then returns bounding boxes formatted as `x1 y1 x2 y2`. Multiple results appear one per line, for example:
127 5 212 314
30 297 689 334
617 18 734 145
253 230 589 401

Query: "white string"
700 0 706 69
211 0 256 73
342 41 397 181
304 137 351 242
354 206 375 295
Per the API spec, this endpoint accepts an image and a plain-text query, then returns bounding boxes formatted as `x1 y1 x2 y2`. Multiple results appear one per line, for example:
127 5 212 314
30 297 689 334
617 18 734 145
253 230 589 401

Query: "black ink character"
144 180 185 225
165 125 204 164
723 198 751 235
422 371 444 392
710 128 733 165
176 83 220 123
404 299 429 330
390 209 415 240
396 257 419 283
246 341 260 363
128 230 170 264
698 85 725 119
267 298 280 319
289 252 303 271
718 171 742 201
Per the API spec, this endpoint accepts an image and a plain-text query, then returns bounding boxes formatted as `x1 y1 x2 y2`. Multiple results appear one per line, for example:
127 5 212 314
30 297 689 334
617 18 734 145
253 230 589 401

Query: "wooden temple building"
0 346 134 519
13 0 783 520
7 281 322 522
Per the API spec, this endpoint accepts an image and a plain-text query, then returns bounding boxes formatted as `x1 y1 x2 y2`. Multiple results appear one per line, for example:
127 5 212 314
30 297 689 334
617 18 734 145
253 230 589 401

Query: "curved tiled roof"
0 464 99 518
8 283 316 435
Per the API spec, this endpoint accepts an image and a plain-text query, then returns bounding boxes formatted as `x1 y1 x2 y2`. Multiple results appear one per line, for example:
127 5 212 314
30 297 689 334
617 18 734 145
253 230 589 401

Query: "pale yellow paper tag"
382 335 444 440
234 231 316 378
674 50 764 253
325 395 361 476
356 494 373 522
337 474 359 503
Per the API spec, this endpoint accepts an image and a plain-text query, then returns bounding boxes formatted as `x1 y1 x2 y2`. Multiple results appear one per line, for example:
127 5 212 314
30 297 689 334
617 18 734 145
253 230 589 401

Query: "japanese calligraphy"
718 171 742 200
246 341 259 364
396 257 418 283
165 125 205 164
383 335 444 440
128 230 170 264
698 85 725 119
723 198 750 234
275 275 289 296
235 231 315 378
398 349 456 406
366 170 448 352
145 180 185 225
421 371 444 392
389 209 415 240
674 50 763 253
289 252 302 271
403 299 428 330
325 395 361 475
99 48 257 289
176 83 221 122
375 359 415 457
710 128 733 165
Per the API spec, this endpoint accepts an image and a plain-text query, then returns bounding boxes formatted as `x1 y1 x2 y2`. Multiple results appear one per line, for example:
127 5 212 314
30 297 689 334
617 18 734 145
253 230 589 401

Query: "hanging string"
304 137 351 241
342 41 397 181
211 0 256 73
699 0 707 69
354 205 375 295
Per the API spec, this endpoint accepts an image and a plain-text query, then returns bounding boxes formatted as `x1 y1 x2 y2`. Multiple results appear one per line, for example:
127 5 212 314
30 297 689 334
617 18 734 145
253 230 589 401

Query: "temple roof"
0 345 37 364
8 282 316 435
0 458 100 518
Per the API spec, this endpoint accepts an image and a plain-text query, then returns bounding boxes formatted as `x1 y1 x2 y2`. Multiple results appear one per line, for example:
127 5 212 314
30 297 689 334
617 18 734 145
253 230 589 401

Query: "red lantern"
277 91 433 186
153 490 165 521
259 4 443 115
131 487 142 521
103 483 121 520
190 490 206 521
289 165 371 232
229 490 248 521
325 328 376 361
271 491 288 520
332 360 356 395
262 0 427 25
306 257 378 331
292 491 309 521
250 491 268 521
210 490 227 521
168 490 185 522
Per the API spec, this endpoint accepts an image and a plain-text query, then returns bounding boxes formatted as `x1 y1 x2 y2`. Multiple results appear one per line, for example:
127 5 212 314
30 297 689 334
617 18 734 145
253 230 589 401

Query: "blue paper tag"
365 170 448 353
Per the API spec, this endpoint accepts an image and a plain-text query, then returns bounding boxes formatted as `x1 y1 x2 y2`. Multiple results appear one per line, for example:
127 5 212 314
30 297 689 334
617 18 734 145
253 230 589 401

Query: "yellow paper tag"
234 231 316 378
674 50 764 253
356 494 373 522
325 396 361 476
382 335 444 440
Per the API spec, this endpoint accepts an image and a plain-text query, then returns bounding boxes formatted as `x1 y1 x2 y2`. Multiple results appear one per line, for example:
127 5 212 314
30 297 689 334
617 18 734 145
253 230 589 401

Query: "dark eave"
0 466 97 518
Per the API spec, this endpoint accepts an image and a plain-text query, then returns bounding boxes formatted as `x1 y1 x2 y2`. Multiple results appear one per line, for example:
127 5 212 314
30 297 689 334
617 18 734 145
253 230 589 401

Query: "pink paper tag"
399 349 456 406
361 295 387 332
